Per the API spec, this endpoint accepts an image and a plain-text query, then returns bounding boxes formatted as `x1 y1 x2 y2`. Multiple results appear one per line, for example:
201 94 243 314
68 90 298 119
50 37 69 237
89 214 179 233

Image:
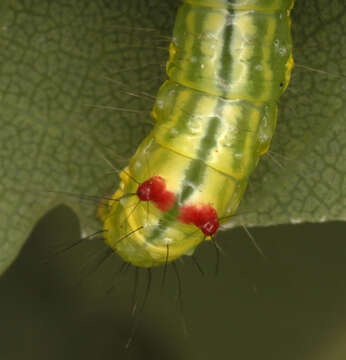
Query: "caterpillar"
99 0 294 268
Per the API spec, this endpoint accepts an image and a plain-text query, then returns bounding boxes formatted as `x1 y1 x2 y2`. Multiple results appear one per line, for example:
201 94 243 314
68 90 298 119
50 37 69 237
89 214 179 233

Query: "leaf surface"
0 0 345 274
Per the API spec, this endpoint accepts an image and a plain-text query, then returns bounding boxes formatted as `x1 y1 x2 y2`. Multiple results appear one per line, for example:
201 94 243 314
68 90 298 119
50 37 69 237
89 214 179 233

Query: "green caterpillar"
99 0 294 267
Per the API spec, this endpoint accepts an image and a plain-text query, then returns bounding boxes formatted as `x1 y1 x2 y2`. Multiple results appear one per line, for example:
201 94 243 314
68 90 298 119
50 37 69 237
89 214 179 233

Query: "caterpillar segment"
100 0 294 267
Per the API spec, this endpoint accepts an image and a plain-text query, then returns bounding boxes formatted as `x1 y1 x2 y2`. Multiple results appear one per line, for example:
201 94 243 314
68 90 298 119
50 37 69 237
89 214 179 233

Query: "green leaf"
0 0 345 275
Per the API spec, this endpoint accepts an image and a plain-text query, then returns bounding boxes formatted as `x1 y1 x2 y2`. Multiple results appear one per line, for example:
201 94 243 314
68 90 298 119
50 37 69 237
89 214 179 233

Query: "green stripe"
179 3 208 84
147 113 221 243
218 11 233 96
161 86 201 144
180 115 220 202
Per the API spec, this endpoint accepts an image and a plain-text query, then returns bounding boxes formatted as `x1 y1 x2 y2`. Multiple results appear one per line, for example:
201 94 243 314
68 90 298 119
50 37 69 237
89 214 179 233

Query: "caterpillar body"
100 0 294 267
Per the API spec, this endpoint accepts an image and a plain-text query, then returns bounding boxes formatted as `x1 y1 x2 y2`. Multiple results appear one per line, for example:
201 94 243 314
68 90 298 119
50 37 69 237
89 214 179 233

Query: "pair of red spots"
136 176 219 236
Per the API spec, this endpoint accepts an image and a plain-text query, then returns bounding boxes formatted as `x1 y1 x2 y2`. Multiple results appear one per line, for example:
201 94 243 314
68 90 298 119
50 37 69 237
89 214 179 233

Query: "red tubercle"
136 176 176 212
136 176 165 201
179 203 219 237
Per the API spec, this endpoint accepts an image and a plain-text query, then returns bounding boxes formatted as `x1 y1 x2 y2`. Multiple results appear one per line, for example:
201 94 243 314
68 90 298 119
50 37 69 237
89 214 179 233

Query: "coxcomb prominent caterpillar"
99 0 294 267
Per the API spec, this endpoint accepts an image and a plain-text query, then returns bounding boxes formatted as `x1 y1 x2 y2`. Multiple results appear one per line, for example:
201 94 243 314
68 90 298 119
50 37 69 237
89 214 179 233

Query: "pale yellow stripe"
260 17 276 101
229 13 257 99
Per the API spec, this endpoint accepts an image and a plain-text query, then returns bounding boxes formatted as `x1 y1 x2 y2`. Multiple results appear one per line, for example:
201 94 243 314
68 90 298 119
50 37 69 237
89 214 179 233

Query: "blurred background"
0 206 346 360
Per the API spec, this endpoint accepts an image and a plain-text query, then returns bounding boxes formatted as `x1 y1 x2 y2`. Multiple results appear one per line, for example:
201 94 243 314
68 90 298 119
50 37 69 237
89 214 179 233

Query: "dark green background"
1 207 346 360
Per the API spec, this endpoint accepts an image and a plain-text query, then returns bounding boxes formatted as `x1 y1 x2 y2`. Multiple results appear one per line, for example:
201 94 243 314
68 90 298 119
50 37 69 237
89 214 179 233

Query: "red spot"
136 176 165 201
136 176 175 211
155 190 176 211
179 204 219 236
